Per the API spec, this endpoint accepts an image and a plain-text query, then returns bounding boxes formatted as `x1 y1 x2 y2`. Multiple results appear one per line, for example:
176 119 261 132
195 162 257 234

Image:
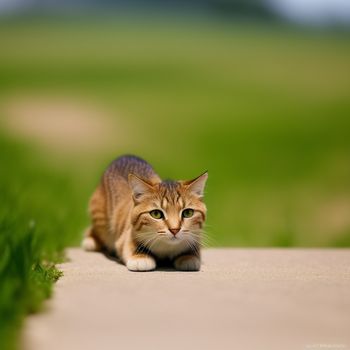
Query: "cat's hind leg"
81 227 101 252
83 185 108 252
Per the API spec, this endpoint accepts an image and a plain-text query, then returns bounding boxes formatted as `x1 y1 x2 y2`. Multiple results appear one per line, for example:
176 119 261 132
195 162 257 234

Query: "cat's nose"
169 228 180 236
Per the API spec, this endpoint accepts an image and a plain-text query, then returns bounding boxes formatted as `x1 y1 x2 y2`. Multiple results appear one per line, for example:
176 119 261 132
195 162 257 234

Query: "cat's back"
95 155 160 225
104 155 160 184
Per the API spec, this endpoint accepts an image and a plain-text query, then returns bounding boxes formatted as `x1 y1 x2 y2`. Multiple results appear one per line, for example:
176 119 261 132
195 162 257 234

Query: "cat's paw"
174 255 201 271
81 236 99 252
127 255 156 272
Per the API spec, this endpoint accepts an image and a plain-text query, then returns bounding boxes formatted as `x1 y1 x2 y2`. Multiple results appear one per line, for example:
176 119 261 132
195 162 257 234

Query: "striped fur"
82 155 208 271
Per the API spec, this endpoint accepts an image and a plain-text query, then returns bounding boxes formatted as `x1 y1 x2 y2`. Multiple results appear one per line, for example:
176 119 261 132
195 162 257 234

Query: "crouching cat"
82 155 208 272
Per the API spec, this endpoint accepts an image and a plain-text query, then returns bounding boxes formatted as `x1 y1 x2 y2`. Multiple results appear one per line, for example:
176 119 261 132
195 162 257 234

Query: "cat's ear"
184 171 208 198
128 174 154 200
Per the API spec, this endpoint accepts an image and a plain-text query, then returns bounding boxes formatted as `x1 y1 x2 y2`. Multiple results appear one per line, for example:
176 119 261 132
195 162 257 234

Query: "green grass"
0 134 90 350
0 16 350 349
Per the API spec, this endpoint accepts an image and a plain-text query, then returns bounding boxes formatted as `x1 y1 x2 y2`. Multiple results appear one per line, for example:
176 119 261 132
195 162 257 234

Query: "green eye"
150 209 164 219
182 208 194 218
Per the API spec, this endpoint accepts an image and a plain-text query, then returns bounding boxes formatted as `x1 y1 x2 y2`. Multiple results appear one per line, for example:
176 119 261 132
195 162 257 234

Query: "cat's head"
128 172 208 253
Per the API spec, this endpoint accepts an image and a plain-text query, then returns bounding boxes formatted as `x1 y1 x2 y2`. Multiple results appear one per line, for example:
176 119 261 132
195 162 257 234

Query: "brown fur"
82 155 208 271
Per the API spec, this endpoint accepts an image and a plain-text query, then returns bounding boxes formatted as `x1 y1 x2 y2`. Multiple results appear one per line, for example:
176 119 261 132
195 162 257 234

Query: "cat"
82 155 208 271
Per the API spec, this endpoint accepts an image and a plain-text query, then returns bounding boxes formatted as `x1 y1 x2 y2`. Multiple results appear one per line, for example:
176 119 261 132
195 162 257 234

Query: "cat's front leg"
119 229 156 272
126 253 156 272
174 254 201 271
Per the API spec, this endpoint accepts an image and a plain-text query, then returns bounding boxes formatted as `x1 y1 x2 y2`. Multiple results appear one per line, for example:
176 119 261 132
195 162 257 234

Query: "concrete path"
23 248 350 350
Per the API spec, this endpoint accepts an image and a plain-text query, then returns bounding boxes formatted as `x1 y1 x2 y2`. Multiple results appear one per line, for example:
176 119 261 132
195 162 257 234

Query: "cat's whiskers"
184 237 200 256
190 229 215 247
191 232 209 246
187 235 208 249
147 235 161 253
134 231 157 242
201 230 217 246
134 232 158 254
198 225 217 246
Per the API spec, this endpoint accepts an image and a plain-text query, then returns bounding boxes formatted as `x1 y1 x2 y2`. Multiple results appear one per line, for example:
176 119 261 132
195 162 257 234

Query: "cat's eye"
182 208 194 218
150 209 164 219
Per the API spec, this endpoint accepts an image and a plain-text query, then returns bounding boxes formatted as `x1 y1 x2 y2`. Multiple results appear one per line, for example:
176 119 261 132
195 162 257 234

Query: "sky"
0 0 349 25
268 0 350 25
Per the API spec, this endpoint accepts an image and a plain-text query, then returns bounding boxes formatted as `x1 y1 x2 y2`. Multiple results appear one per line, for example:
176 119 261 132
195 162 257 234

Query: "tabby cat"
82 155 208 271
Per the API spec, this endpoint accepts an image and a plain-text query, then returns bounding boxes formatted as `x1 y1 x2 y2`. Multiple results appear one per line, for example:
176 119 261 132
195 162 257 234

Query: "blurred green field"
1 18 350 246
0 17 350 349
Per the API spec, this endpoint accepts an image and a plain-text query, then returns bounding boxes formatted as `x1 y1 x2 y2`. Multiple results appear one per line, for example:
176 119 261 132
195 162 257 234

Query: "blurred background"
0 2 350 347
1 0 350 247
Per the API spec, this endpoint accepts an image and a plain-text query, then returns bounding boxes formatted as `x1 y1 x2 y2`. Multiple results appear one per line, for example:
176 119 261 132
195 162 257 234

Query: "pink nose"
169 228 180 236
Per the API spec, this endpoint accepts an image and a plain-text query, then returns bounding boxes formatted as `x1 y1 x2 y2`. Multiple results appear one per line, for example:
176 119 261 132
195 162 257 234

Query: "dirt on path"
1 95 126 155
23 248 350 350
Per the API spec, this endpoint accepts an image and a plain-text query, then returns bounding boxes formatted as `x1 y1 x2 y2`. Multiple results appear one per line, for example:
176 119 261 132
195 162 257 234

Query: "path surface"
23 248 350 350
